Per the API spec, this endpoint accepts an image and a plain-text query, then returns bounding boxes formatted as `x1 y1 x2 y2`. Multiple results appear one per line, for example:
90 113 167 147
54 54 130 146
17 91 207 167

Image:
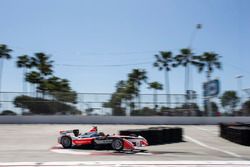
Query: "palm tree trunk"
137 94 141 111
185 64 189 93
185 63 190 104
23 68 27 93
153 89 157 111
137 83 141 111
0 59 3 93
0 59 3 109
21 68 27 114
206 70 212 116
164 70 170 108
125 99 130 116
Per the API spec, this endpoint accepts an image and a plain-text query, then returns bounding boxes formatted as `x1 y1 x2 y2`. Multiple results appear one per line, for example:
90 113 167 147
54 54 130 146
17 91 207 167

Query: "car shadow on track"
51 144 199 156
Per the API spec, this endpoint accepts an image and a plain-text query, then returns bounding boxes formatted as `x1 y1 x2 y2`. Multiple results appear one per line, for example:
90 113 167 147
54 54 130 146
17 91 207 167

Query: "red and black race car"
58 126 148 151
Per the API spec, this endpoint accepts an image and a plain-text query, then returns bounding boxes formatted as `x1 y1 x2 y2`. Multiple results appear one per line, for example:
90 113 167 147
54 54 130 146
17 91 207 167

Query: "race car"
58 126 148 151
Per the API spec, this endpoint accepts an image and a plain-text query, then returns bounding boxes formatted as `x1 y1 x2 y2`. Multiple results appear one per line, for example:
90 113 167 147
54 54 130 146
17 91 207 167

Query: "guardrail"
0 116 250 124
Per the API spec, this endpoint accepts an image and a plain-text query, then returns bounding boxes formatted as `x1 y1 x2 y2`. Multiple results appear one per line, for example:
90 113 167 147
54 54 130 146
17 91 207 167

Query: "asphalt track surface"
0 124 250 166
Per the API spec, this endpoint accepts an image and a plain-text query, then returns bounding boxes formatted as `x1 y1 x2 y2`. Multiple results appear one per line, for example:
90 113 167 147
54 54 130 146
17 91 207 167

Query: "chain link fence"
0 92 204 116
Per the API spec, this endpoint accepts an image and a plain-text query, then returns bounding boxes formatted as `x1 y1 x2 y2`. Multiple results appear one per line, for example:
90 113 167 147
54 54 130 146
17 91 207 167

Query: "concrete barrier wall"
0 116 250 124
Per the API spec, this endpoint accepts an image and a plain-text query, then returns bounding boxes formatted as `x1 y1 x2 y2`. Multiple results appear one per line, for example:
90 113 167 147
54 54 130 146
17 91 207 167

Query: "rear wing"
60 129 79 137
88 126 97 132
59 126 97 136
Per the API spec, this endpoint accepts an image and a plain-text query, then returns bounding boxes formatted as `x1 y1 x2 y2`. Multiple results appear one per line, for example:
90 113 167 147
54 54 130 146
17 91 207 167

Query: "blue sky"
1 0 250 99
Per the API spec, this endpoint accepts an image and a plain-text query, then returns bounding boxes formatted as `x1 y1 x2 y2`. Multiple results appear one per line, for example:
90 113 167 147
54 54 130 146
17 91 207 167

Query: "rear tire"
111 138 123 151
61 136 72 148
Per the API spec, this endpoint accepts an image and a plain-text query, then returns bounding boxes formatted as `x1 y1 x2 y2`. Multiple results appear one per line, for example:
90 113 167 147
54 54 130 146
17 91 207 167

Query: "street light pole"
186 24 202 93
186 24 202 114
236 75 243 109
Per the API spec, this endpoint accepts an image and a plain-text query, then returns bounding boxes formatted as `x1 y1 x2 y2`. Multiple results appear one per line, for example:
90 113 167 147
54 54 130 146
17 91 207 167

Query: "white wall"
0 116 250 124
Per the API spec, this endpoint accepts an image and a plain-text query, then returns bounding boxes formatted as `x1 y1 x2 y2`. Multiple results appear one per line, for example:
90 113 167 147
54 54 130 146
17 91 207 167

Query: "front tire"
111 138 124 151
61 136 72 148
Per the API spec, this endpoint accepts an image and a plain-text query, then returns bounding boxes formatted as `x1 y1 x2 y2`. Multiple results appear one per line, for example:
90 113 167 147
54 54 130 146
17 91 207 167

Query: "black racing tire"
91 140 98 149
111 138 124 151
61 136 72 148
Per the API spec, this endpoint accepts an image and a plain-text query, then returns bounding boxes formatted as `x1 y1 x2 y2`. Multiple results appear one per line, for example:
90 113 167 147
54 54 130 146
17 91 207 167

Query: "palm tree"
25 71 43 84
198 52 222 80
198 52 221 116
117 80 137 116
31 53 54 76
112 80 135 103
43 77 76 103
128 69 147 95
0 44 12 92
153 51 172 107
17 55 32 68
28 53 54 97
16 55 32 93
148 82 163 110
104 80 137 116
173 48 203 99
128 69 148 110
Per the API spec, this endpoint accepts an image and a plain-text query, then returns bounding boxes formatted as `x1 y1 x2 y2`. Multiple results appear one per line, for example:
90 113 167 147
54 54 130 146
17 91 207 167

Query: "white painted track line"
194 126 214 131
51 149 90 155
1 161 250 166
194 126 218 135
184 135 242 158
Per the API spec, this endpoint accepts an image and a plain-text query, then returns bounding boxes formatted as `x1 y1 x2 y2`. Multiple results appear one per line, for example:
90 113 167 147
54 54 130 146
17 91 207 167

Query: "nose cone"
141 139 149 146
123 139 135 150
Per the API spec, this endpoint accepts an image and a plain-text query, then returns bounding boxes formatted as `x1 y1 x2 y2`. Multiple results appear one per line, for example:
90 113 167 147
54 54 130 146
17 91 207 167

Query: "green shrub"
13 95 81 115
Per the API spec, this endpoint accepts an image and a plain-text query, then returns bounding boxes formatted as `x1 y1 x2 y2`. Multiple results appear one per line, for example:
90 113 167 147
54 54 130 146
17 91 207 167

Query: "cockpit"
79 132 99 138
